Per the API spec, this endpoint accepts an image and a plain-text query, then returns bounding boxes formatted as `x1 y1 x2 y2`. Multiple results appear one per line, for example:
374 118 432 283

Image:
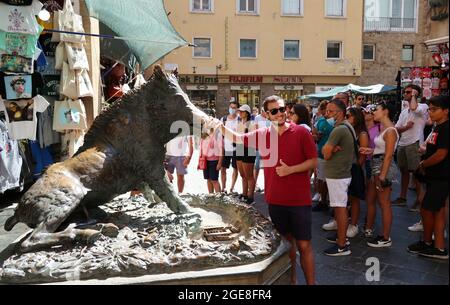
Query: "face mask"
326 118 335 126
229 108 237 115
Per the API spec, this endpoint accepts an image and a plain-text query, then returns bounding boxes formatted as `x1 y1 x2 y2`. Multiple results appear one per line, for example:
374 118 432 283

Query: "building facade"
359 0 429 86
161 0 363 116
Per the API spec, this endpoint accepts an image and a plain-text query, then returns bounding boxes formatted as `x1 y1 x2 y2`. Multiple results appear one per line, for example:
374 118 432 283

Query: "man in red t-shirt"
219 95 318 285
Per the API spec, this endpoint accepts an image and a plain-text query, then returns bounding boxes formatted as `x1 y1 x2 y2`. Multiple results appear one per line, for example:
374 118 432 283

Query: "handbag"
343 124 366 200
76 69 93 98
197 140 207 170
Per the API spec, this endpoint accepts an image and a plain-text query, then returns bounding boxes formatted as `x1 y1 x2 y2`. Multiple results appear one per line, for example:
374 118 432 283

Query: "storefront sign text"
273 76 303 83
179 75 218 84
229 76 263 83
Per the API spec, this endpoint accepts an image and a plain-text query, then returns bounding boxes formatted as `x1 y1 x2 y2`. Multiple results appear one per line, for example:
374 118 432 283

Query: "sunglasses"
404 90 412 94
267 107 286 115
357 97 365 100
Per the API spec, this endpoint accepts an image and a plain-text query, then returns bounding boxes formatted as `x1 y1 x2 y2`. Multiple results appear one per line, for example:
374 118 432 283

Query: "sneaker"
322 219 337 231
312 193 321 202
324 244 351 256
392 197 407 206
408 221 424 232
346 224 359 238
246 197 255 205
407 240 433 254
418 248 449 260
364 228 374 238
367 235 392 248
326 233 350 245
312 203 328 212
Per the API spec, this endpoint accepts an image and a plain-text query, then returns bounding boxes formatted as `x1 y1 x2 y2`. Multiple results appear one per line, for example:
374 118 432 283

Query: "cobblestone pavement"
0 148 448 285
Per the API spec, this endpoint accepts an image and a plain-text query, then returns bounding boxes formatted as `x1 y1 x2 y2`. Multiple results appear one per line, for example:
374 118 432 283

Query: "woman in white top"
289 104 312 133
360 101 399 248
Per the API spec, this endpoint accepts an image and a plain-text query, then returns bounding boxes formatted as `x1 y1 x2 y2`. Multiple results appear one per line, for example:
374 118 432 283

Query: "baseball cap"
238 104 251 113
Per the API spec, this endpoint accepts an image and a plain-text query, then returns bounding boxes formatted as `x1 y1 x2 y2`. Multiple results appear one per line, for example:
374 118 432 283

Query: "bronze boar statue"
4 65 216 252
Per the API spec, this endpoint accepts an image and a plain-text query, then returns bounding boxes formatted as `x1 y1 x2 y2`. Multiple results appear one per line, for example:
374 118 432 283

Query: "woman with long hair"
235 104 257 204
290 104 312 133
360 101 399 248
345 107 369 238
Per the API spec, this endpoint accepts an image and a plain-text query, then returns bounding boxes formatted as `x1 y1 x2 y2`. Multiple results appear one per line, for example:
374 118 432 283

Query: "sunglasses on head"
267 107 286 115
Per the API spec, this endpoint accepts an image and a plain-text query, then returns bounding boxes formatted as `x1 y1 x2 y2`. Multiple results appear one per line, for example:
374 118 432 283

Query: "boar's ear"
153 65 166 80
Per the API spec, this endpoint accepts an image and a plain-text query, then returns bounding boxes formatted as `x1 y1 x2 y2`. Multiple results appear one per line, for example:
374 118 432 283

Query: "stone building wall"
358 0 430 86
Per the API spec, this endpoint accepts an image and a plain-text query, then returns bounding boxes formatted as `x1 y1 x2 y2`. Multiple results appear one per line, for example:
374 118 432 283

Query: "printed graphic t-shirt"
0 0 43 35
0 95 49 140
424 121 449 180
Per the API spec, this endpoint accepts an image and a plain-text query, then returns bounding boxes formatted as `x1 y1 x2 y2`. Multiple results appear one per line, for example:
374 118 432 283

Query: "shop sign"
273 76 303 83
229 75 263 83
230 85 260 90
179 75 218 84
274 85 303 91
315 86 338 93
186 85 218 90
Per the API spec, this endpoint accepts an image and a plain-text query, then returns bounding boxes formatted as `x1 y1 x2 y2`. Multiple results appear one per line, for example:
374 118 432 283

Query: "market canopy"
303 84 397 99
84 0 188 70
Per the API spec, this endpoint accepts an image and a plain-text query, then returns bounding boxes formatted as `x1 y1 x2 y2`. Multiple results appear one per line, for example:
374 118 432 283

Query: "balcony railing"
364 17 417 32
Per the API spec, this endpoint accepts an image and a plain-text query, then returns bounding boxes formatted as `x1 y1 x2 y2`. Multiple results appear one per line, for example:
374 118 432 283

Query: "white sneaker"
322 219 337 231
408 221 424 232
346 224 359 238
312 193 321 202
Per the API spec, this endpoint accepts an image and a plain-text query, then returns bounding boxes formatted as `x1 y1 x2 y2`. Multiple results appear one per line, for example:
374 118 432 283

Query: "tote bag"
53 98 87 131
77 69 93 98
52 0 85 44
54 41 67 70
60 62 78 99
65 43 89 70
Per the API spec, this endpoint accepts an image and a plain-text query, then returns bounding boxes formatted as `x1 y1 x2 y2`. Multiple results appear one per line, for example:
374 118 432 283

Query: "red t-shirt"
243 123 318 206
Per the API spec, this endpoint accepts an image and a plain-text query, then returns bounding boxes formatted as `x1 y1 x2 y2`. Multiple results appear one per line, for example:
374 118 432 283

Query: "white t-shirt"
0 95 49 141
0 0 43 35
395 102 429 146
166 136 190 157
254 114 271 128
222 116 239 152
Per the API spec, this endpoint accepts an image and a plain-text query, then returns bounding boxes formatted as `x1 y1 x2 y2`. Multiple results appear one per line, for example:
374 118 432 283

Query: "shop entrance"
231 86 261 109
275 86 304 104
186 85 217 117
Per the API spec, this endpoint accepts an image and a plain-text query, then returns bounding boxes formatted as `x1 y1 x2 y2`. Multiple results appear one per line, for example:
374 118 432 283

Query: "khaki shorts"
397 141 420 171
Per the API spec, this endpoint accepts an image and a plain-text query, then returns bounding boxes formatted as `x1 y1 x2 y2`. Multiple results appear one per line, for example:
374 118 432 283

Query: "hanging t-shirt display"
0 28 42 58
0 95 49 140
0 119 23 193
0 0 33 5
0 71 44 99
3 74 32 99
0 0 43 35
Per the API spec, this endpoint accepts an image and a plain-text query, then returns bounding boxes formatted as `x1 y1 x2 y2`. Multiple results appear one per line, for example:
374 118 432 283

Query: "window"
282 0 303 16
363 44 375 60
364 0 417 32
240 39 257 58
327 41 342 59
325 0 345 17
193 38 211 58
191 0 212 12
284 40 300 59
238 0 258 13
402 45 414 61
